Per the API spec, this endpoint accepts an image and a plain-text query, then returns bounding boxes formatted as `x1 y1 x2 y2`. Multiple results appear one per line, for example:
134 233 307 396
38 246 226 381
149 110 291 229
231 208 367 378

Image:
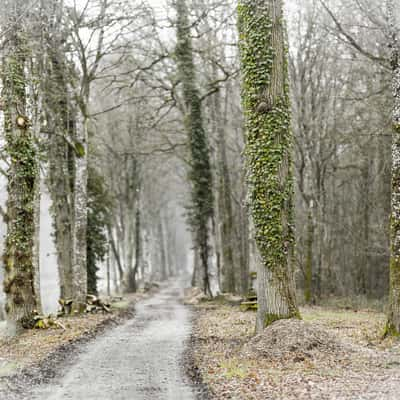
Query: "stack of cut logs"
240 271 258 311
58 295 111 316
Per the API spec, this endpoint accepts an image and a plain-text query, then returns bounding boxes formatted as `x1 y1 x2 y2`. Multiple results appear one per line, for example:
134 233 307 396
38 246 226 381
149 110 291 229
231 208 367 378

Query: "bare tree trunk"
162 216 171 278
127 189 142 293
239 200 250 296
140 231 147 281
44 45 75 300
304 208 314 303
159 218 168 281
31 59 43 314
71 113 88 305
107 246 111 297
387 0 400 335
33 177 42 314
125 214 135 292
167 222 177 277
191 248 203 288
212 86 236 293
133 207 141 289
256 252 296 332
108 226 124 284
110 251 120 294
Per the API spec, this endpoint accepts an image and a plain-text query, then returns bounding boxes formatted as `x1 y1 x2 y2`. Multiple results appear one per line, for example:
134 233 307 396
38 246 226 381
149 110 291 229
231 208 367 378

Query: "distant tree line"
0 0 400 337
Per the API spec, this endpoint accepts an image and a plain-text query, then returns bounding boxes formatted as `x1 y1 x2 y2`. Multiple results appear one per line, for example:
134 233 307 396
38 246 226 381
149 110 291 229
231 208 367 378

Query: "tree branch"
320 0 389 69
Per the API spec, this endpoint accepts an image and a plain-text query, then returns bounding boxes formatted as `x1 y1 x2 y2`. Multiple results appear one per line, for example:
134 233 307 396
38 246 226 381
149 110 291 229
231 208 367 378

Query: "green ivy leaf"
74 142 85 158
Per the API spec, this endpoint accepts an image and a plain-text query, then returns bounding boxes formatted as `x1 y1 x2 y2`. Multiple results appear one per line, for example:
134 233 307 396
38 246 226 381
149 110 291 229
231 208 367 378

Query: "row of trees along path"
0 0 400 339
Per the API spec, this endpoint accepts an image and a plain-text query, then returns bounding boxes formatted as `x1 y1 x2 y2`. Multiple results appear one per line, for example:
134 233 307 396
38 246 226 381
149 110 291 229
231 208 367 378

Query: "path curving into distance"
31 283 197 400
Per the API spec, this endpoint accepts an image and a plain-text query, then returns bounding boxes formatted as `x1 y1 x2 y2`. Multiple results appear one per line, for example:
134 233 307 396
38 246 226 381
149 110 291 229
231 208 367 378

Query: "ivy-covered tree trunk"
1 7 39 331
238 0 300 332
175 0 214 296
387 0 400 336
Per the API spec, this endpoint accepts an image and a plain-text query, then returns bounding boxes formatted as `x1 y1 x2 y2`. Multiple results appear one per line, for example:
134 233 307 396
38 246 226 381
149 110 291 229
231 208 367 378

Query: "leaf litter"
189 303 400 399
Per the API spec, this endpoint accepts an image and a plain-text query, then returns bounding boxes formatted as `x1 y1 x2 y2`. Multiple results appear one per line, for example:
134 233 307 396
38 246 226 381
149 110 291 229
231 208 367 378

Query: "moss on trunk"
175 0 214 295
2 20 39 331
238 0 300 330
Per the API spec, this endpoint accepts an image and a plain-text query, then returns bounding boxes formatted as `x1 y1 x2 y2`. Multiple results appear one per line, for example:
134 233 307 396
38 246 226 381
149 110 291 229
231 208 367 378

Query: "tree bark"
107 245 111 296
1 6 39 331
162 215 172 278
238 0 300 332
304 208 314 303
175 0 213 296
387 0 400 335
31 57 43 314
71 112 89 305
159 218 168 281
133 207 141 288
108 225 124 285
212 86 236 293
126 190 141 293
43 8 75 300
32 175 42 314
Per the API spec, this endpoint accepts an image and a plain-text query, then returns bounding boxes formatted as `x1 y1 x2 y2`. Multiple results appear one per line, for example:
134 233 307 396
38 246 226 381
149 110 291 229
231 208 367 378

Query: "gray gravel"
29 284 197 400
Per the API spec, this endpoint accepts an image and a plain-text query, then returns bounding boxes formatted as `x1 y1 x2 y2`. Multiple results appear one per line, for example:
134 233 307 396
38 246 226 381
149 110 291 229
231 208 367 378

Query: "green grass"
219 359 248 379
110 301 130 310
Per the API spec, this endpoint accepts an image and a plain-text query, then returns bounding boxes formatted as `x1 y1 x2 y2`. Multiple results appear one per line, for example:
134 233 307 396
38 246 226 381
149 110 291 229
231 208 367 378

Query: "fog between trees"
0 0 399 336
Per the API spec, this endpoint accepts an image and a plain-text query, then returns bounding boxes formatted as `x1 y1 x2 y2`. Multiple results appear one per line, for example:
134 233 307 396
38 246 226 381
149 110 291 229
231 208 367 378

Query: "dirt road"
29 284 197 400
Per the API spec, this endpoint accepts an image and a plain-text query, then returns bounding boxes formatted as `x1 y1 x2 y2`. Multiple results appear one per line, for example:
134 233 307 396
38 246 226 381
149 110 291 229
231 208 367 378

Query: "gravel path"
29 284 196 400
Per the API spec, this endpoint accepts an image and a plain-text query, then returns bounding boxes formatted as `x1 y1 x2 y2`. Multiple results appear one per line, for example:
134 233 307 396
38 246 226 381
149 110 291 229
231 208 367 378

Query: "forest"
0 0 399 399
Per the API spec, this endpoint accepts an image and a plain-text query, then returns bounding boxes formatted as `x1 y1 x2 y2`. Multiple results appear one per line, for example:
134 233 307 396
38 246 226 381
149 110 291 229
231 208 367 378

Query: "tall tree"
42 0 76 301
87 165 111 295
1 0 39 331
238 0 300 332
211 76 236 294
66 0 108 305
174 0 214 295
387 0 400 335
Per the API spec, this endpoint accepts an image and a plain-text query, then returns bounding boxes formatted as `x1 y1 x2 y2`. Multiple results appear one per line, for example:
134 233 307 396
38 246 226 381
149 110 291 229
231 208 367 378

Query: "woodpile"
240 271 258 311
33 314 66 330
58 295 111 316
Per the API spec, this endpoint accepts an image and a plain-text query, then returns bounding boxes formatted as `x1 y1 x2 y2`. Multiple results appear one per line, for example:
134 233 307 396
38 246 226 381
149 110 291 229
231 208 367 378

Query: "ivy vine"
238 1 299 320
